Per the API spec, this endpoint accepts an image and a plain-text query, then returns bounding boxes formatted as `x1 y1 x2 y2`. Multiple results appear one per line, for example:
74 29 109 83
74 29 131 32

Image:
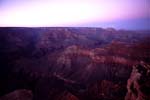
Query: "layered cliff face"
0 28 149 100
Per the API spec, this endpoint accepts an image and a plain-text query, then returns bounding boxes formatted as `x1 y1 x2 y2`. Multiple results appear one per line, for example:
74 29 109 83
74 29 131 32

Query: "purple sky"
0 0 149 30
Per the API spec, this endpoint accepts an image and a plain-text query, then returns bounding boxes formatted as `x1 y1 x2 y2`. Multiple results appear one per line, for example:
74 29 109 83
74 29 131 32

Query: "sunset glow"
0 0 149 29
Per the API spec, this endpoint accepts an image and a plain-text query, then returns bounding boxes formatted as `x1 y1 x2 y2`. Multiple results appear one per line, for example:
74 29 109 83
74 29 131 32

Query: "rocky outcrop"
125 62 150 100
0 89 32 100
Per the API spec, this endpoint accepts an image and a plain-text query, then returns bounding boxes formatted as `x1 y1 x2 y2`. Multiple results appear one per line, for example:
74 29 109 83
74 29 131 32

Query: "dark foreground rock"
0 89 32 100
125 62 150 100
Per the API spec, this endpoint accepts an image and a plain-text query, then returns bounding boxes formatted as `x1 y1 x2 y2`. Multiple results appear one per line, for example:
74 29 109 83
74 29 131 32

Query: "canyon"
0 27 149 100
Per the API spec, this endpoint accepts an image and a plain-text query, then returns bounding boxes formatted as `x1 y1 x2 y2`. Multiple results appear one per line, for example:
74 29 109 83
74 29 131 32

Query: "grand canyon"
0 27 150 100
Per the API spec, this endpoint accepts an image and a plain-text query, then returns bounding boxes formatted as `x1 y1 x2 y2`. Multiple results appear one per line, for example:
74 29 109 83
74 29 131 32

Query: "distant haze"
0 0 149 30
